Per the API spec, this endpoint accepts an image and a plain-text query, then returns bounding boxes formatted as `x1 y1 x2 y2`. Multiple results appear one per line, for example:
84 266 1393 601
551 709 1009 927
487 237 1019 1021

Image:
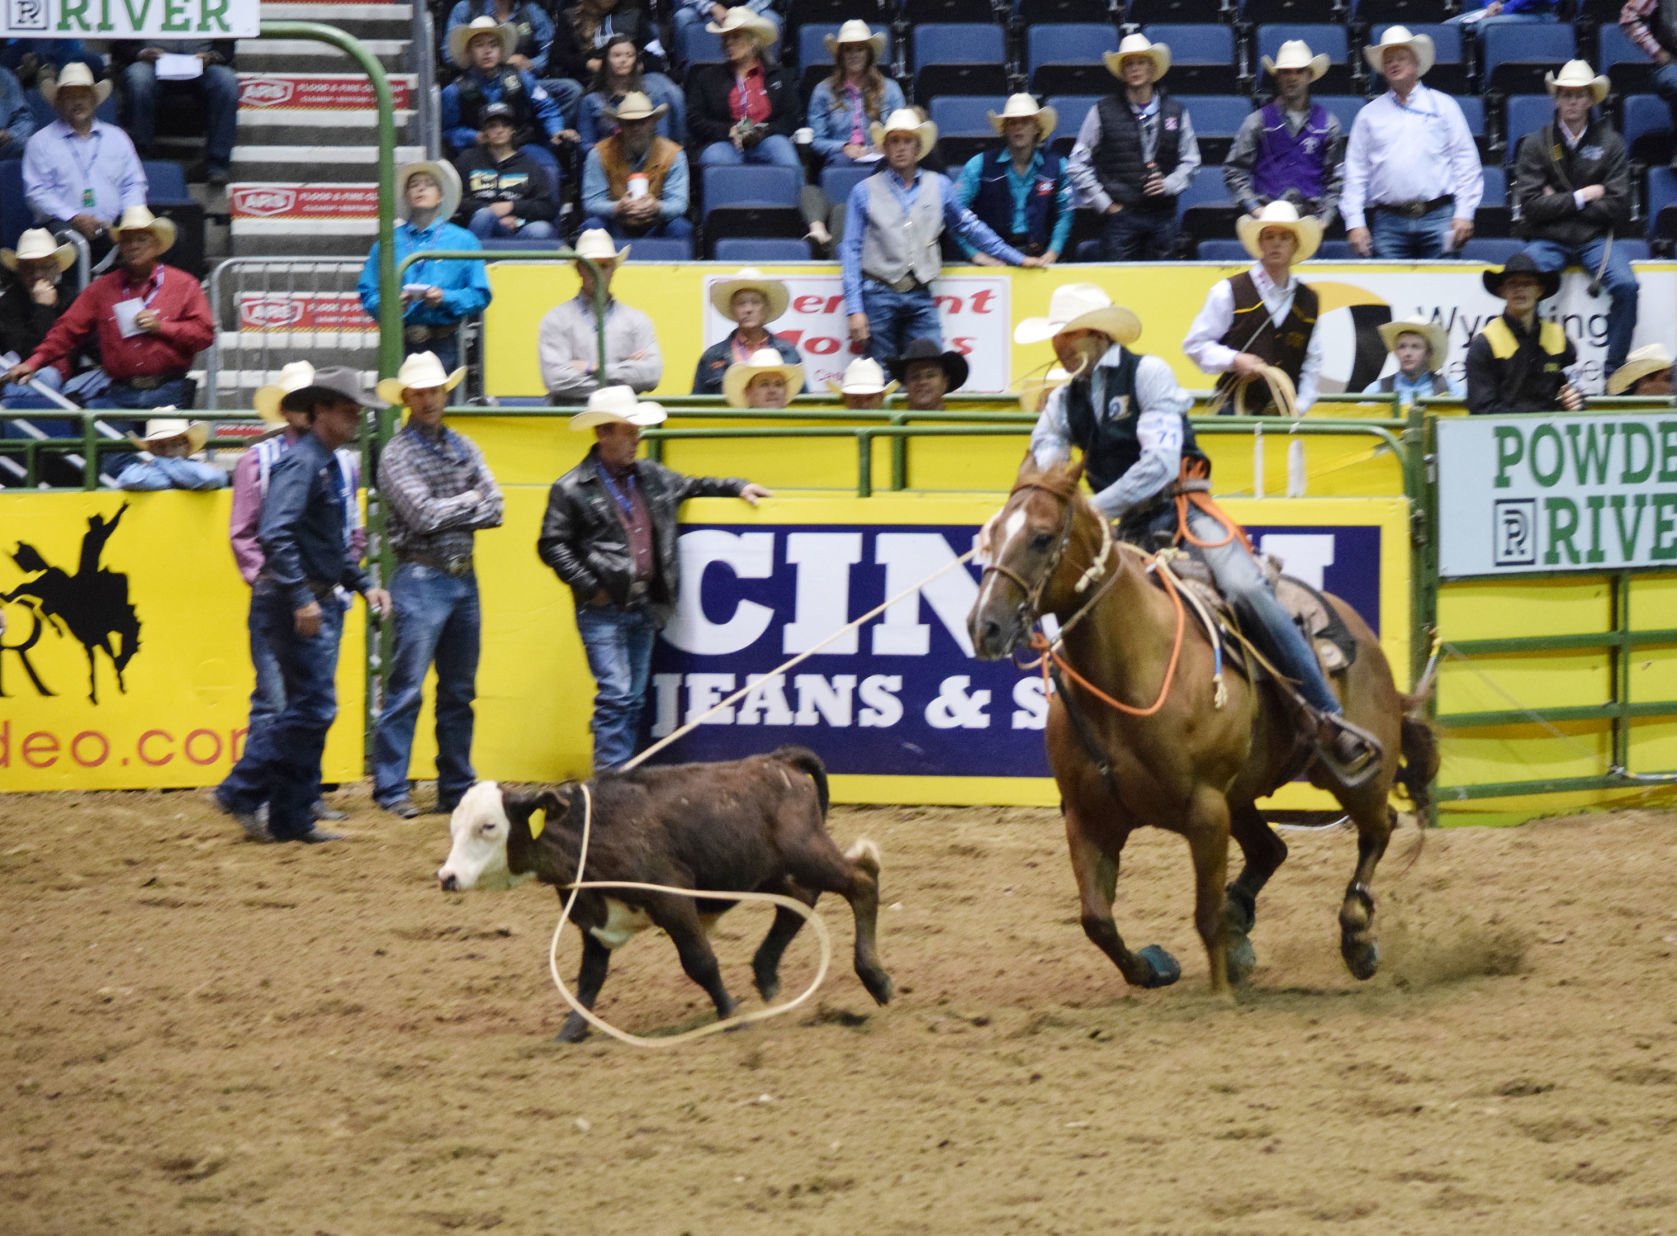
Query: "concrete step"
237 39 411 74
257 1 414 40
230 144 426 181
236 72 417 142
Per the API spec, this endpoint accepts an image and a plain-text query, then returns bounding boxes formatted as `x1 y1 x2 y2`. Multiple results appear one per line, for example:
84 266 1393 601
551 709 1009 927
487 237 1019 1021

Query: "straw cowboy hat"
1 228 75 273
827 356 897 397
1377 315 1449 364
886 336 969 392
1546 59 1610 105
1363 26 1435 78
569 384 668 430
398 159 462 222
449 15 516 68
127 413 209 454
255 360 317 423
1019 365 1072 412
824 18 886 60
1262 39 1330 82
602 90 668 123
709 267 789 323
988 93 1057 143
574 227 630 264
870 108 937 159
705 7 778 48
41 61 112 105
1236 199 1323 263
1014 283 1142 347
1102 33 1170 81
377 350 467 405
108 205 178 253
722 347 805 406
1605 343 1674 395
1481 252 1561 301
282 366 383 413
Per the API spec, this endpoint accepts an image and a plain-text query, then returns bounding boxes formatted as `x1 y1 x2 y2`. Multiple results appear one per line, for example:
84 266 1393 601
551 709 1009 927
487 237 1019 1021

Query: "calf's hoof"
1226 933 1256 986
861 968 894 1006
754 972 781 1003
554 1015 591 1044
1341 934 1381 982
1136 944 1181 989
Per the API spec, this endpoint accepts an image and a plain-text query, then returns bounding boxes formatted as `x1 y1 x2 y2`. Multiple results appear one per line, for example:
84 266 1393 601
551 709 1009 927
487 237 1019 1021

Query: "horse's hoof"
1226 933 1256 986
1342 936 1380 982
1136 944 1181 988
1224 884 1256 936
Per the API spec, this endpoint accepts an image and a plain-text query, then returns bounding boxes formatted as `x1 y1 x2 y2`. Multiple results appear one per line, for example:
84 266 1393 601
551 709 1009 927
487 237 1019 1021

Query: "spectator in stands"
828 356 895 408
843 108 1040 364
0 229 76 402
0 39 103 90
1068 34 1201 263
552 0 677 128
1465 254 1583 414
687 7 799 171
887 337 967 412
955 94 1072 265
538 227 662 401
806 20 903 169
693 267 801 394
0 65 36 160
442 17 567 161
1183 201 1322 416
723 346 803 408
3 206 209 412
576 34 681 149
442 0 555 82
580 91 691 241
1363 315 1461 403
114 415 225 490
673 0 782 60
1450 0 1558 27
358 160 490 371
109 38 238 185
1224 40 1344 231
1605 343 1673 395
1343 27 1481 260
22 63 147 265
453 102 559 241
1622 1 1677 134
1514 60 1638 380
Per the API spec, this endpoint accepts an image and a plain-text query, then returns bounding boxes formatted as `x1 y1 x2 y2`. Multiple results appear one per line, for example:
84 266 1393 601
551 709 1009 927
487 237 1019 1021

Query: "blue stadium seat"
629 235 697 261
820 164 874 208
1177 166 1238 251
1044 94 1102 155
1195 238 1250 261
700 165 804 256
1254 24 1352 93
713 237 814 262
1457 95 1489 159
1480 24 1579 96
1476 165 1511 237
1599 23 1655 95
1647 165 1677 240
1316 239 1359 259
1480 164 1507 208
1140 24 1237 92
927 94 996 138
1503 95 1554 162
1459 237 1525 264
1350 0 1450 22
1369 24 1468 94
680 25 724 67
1185 96 1255 164
1027 24 1121 95
1623 94 1674 166
1240 0 1339 21
913 23 1009 98
1617 237 1652 262
1313 95 1366 133
0 160 30 248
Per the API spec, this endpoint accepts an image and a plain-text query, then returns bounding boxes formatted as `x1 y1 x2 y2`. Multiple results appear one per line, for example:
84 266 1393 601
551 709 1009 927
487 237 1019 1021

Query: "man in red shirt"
3 205 212 414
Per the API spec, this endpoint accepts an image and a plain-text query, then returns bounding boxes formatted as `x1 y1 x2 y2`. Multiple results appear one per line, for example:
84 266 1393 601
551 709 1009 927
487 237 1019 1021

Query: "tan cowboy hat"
708 267 789 323
1376 315 1448 364
1019 365 1072 413
126 413 209 454
1 228 75 272
40 61 112 105
449 15 517 68
569 384 668 430
722 347 804 407
1262 39 1330 83
1102 33 1169 81
1546 59 1610 105
255 360 317 423
602 90 668 123
1606 343 1675 395
377 350 467 405
1364 26 1435 78
1236 199 1322 263
988 93 1057 143
705 6 778 49
574 227 630 264
108 205 178 254
826 356 898 397
869 107 937 160
824 18 886 60
398 159 462 223
1014 283 1141 347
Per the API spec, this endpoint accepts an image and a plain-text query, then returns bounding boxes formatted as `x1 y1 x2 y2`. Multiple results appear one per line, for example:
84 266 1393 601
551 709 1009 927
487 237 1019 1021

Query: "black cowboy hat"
1481 252 1561 301
280 366 383 414
885 337 970 391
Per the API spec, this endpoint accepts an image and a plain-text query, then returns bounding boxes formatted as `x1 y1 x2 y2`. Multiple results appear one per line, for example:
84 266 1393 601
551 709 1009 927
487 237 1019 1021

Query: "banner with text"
3 0 257 39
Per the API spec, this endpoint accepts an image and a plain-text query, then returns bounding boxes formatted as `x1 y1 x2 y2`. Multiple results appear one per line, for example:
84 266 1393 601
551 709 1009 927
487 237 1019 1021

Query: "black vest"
1063 349 1207 496
457 69 533 144
1094 93 1184 213
970 148 1066 255
1213 271 1318 415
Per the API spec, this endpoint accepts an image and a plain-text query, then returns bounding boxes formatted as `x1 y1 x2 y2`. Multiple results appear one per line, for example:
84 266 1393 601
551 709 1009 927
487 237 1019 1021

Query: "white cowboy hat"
708 267 790 323
398 159 463 223
1376 315 1449 365
602 90 668 123
568 384 668 430
377 350 467 405
824 19 886 60
1546 59 1610 105
126 413 209 454
40 61 112 105
988 93 1057 143
1102 34 1170 82
1236 199 1322 263
1019 365 1071 412
827 356 898 397
1262 39 1330 83
254 361 316 424
108 205 178 254
1014 283 1141 347
869 107 937 160
1363 26 1435 79
574 227 630 264
705 6 779 49
722 347 805 407
1606 343 1675 395
1 228 75 272
449 15 517 68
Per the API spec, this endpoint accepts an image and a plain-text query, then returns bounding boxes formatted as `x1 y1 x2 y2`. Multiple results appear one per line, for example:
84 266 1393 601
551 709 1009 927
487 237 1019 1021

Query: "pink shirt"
229 428 366 584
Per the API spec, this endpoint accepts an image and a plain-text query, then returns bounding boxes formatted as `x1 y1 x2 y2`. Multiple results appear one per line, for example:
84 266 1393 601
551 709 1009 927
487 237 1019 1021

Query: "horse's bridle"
979 480 1114 643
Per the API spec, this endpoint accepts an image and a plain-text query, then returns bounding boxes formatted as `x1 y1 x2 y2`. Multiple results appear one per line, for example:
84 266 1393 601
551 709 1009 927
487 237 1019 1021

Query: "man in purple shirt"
21 62 147 263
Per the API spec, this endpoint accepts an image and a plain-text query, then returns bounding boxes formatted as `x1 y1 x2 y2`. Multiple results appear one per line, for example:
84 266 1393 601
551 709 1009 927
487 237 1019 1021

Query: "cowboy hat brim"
1364 34 1435 79
376 366 467 406
449 21 517 68
826 378 899 397
1482 266 1561 301
869 118 937 159
0 242 76 272
886 348 970 392
1102 45 1170 80
398 159 463 226
283 382 383 412
723 360 805 407
569 406 668 430
253 385 291 423
1605 356 1673 395
109 213 178 254
987 105 1057 143
41 76 113 106
1376 318 1449 362
825 30 887 59
1014 306 1142 348
1261 52 1330 82
709 274 790 323
127 422 210 454
573 238 632 264
1545 70 1610 105
1236 211 1323 262
705 12 778 46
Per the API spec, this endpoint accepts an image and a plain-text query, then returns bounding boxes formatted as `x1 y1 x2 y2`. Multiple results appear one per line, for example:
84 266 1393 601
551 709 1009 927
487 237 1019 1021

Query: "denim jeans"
246 587 286 741
1100 206 1178 261
575 601 657 771
466 207 557 241
861 281 941 365
1522 236 1639 373
406 331 459 371
218 581 344 839
537 76 584 127
1368 202 1454 260
582 214 694 241
698 134 801 170
372 563 482 809
1656 63 1677 130
122 60 240 168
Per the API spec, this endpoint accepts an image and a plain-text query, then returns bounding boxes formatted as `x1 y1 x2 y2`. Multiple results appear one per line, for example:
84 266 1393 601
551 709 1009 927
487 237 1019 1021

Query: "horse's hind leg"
1225 801 1288 986
1339 801 1395 981
1065 804 1179 990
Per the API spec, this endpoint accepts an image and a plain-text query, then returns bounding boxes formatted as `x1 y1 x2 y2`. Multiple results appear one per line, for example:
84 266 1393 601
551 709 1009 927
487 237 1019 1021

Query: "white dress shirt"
1182 263 1322 413
1340 83 1483 229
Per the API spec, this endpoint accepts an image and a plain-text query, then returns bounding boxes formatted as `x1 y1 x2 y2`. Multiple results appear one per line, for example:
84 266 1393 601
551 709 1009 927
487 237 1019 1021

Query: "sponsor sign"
235 293 375 332
229 185 377 220
239 75 413 111
3 0 256 37
1437 414 1677 576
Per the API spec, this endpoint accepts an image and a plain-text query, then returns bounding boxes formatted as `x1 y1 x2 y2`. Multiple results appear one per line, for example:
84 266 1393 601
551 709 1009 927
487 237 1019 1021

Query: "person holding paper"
21 63 147 264
109 39 238 185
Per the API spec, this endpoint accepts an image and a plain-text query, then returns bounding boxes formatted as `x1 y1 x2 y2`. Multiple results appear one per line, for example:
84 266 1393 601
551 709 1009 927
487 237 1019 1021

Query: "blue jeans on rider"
575 600 657 772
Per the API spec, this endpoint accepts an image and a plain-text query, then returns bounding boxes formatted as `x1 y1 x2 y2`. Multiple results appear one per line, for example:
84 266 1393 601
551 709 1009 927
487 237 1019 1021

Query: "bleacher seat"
1313 94 1366 132
0 161 30 249
1196 238 1250 261
1599 23 1655 96
1477 165 1512 238
1027 24 1121 96
713 237 814 262
1045 94 1102 155
1140 24 1239 93
1368 23 1467 95
1480 24 1580 96
1240 1 1342 28
680 25 725 67
1459 237 1525 264
700 165 804 257
1016 0 1117 20
1316 238 1358 258
1176 167 1239 254
928 95 999 168
820 164 874 209
1502 95 1555 162
1623 94 1674 166
913 23 1010 99
1646 165 1677 242
1184 96 1254 164
629 235 697 261
1125 0 1221 21
1254 24 1353 94
1349 0 1451 23
901 0 996 21
1458 95 1490 160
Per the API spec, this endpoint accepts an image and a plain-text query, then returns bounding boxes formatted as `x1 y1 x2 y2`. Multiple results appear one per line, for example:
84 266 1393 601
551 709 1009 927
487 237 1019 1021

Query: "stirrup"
1314 714 1384 790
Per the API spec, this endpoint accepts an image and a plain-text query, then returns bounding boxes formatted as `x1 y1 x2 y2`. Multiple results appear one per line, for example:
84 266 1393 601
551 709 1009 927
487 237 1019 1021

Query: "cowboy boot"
1315 713 1384 790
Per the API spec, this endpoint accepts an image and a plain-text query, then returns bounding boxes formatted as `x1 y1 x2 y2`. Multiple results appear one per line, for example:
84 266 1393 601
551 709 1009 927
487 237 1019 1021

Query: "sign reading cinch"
2 0 256 40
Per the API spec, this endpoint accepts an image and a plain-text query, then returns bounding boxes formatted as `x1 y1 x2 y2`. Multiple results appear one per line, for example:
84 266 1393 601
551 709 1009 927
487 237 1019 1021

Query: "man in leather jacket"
537 385 770 770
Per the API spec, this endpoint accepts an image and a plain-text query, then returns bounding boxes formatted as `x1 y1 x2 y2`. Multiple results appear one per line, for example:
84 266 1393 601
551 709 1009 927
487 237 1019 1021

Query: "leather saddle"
1161 555 1357 683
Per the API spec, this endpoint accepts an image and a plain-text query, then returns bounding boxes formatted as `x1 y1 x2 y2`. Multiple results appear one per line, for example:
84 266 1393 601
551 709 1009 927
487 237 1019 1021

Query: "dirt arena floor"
5 787 1677 1235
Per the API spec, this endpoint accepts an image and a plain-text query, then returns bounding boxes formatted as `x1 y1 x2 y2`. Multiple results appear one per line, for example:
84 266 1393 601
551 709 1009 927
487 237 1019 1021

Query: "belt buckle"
404 324 431 344
444 556 471 577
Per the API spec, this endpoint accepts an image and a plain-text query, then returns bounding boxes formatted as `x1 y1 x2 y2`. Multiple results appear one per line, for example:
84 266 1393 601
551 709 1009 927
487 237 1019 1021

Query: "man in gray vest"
839 107 1043 364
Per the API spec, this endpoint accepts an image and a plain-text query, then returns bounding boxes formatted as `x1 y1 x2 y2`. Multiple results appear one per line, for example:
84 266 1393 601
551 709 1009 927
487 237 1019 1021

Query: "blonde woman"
806 20 903 167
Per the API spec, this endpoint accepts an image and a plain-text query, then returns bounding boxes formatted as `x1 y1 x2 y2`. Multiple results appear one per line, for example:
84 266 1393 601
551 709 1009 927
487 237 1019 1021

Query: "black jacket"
452 145 559 223
537 448 746 625
1513 119 1630 249
0 272 70 363
549 6 652 82
685 61 797 147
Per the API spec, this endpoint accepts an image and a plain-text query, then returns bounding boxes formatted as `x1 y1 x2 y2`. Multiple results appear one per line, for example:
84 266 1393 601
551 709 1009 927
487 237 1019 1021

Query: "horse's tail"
1395 687 1440 823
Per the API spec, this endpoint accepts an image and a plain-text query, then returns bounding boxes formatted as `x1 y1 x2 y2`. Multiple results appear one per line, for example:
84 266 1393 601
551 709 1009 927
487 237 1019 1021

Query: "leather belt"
868 274 929 295
1376 195 1453 218
117 372 186 391
398 550 474 578
404 324 456 344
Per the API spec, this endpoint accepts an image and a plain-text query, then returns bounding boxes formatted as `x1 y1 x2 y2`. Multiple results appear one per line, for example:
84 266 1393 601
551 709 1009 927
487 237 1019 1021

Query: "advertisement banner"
229 185 379 221
1436 413 1677 577
235 292 375 332
238 75 414 112
2 0 257 39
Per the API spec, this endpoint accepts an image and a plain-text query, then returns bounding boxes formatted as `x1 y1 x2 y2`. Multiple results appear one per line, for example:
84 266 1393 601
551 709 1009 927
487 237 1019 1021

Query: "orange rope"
1173 490 1253 552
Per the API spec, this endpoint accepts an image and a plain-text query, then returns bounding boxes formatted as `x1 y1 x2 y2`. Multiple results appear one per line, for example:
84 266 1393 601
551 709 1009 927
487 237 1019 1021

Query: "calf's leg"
752 879 818 1003
649 898 738 1024
784 835 893 1005
556 932 613 1044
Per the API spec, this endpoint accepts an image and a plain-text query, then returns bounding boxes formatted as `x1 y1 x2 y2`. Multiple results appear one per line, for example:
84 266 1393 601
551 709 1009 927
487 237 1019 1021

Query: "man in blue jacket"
954 93 1073 265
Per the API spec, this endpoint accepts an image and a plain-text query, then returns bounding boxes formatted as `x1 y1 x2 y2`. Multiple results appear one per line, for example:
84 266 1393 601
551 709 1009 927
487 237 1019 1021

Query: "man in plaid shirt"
371 351 504 818
1622 0 1677 129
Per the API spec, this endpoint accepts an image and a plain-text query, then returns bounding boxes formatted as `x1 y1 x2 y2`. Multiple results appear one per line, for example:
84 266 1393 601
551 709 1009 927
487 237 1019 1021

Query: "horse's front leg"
1339 803 1396 981
1064 801 1179 990
1183 788 1234 997
1224 800 1288 986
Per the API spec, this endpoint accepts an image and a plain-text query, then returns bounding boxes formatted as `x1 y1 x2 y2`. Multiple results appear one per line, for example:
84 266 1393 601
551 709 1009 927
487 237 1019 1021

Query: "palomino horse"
968 459 1436 993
